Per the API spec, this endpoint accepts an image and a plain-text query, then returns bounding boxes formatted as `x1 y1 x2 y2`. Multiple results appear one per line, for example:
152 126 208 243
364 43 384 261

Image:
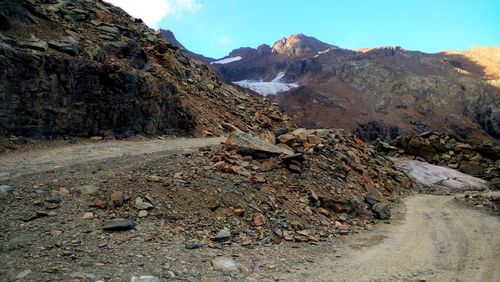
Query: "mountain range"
166 31 500 141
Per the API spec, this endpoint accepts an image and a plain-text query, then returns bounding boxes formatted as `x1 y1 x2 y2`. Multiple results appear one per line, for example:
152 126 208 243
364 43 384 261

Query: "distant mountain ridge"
203 33 500 141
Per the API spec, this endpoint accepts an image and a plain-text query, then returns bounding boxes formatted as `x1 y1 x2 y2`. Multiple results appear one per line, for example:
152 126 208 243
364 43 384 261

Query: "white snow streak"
233 72 299 96
395 159 487 192
210 56 243 65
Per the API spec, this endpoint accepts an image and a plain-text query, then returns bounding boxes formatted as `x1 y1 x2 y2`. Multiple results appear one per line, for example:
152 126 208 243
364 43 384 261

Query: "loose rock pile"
209 127 416 243
455 193 500 215
385 132 499 181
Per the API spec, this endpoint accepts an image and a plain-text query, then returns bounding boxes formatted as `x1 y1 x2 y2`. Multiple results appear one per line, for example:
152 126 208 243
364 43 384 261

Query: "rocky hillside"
0 0 291 138
209 34 500 142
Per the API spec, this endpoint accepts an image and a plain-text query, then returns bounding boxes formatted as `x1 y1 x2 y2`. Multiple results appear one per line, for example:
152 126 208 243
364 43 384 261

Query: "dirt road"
0 137 224 181
276 193 500 282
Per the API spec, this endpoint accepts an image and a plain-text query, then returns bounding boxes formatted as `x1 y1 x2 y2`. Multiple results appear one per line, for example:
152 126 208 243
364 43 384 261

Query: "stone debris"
103 219 137 231
134 197 153 210
78 185 100 195
82 212 94 219
185 242 203 249
110 191 125 207
455 192 500 215
138 210 148 218
130 276 159 282
225 131 294 157
0 184 14 195
210 128 416 243
16 269 32 279
214 227 231 242
211 257 238 272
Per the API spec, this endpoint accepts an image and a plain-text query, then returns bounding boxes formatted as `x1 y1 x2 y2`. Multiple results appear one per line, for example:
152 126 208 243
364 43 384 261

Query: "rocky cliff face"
209 34 500 142
0 0 291 138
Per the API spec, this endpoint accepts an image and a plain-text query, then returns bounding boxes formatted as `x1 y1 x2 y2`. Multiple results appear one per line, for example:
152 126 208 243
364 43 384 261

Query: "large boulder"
225 131 294 157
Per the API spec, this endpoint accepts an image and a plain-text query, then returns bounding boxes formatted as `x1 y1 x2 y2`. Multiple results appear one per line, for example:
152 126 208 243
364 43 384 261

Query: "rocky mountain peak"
158 29 185 49
271 33 335 56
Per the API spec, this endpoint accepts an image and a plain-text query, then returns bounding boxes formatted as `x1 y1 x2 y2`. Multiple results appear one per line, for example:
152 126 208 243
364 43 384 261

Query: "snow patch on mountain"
233 72 299 96
210 56 242 64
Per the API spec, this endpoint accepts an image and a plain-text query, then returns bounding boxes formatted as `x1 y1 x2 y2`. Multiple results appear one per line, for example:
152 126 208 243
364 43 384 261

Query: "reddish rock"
253 214 266 226
94 199 107 209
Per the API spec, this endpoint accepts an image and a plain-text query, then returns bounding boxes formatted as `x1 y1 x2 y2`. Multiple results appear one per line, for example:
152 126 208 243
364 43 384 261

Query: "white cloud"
105 0 201 28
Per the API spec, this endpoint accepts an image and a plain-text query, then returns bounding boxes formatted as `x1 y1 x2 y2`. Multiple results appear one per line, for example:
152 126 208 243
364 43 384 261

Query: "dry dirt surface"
0 137 225 181
1 138 499 282
276 193 500 282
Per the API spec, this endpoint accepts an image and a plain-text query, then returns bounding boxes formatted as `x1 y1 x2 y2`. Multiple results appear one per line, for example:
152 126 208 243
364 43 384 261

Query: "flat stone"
16 269 32 279
9 234 39 248
138 210 148 218
211 257 238 272
214 227 231 242
253 214 266 226
185 242 203 249
276 133 296 144
291 128 308 141
19 37 48 51
48 36 81 55
338 213 348 222
78 185 100 195
134 197 153 210
103 219 137 231
131 276 159 282
82 212 94 219
225 131 294 157
0 184 14 194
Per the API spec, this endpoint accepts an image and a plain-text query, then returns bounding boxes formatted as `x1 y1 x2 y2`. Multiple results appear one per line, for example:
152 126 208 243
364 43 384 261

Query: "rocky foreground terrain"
204 33 500 141
1 130 499 281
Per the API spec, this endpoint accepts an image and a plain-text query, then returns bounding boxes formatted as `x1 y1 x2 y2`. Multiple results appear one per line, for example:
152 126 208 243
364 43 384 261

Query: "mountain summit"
271 33 336 56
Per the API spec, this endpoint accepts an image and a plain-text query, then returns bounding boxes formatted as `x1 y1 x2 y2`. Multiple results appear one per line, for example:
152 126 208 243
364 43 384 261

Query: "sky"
106 0 500 59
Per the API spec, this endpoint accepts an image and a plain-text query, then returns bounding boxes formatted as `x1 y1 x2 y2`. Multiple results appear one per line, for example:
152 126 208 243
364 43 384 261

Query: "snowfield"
394 159 487 192
210 56 242 64
233 72 299 96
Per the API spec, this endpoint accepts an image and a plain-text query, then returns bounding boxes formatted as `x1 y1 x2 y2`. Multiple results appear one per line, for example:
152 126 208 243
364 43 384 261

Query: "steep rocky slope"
0 0 291 138
209 34 500 141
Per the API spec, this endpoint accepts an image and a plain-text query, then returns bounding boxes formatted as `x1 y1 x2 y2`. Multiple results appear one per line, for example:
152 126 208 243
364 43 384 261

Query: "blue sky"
108 0 500 59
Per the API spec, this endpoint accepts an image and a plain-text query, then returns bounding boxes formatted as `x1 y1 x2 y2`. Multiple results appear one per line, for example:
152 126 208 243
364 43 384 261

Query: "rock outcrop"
0 0 292 138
